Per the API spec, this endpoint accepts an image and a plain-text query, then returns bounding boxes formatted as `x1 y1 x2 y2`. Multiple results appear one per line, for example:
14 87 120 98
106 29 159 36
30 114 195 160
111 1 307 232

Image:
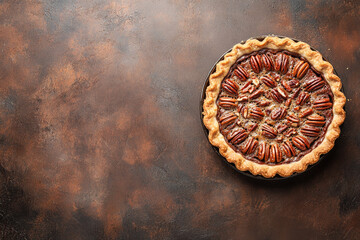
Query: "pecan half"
219 112 237 127
250 55 262 73
241 137 258 154
246 123 258 132
284 128 296 137
258 142 270 161
219 97 237 108
277 87 288 99
265 118 275 125
291 88 301 99
270 88 285 103
249 89 264 99
306 115 326 126
227 128 248 145
282 141 296 158
221 78 239 95
248 85 255 93
300 125 320 137
270 144 282 163
286 114 300 123
313 98 333 110
270 107 287 120
316 88 331 95
249 107 264 120
298 108 313 118
274 53 289 74
281 80 292 92
257 100 271 107
240 81 251 93
262 124 278 139
234 65 249 81
261 75 277 88
261 54 273 71
288 79 300 88
237 95 248 102
237 103 244 113
252 78 260 87
285 99 292 107
240 105 249 118
277 124 288 133
296 91 310 105
292 60 309 79
292 136 310 151
304 77 325 92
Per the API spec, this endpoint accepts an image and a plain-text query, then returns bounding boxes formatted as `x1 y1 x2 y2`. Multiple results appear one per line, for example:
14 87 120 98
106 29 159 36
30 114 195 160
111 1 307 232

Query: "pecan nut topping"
234 65 249 81
288 79 300 88
270 107 287 120
291 88 301 99
285 99 292 107
258 142 270 162
240 81 251 93
296 91 310 105
241 137 258 154
274 53 289 74
281 80 292 92
262 124 278 139
292 60 309 79
219 97 237 108
249 107 264 120
269 144 282 163
292 136 310 151
277 124 288 133
227 128 248 145
246 123 258 132
261 75 277 88
298 108 313 118
277 87 288 99
300 125 321 137
257 100 271 107
286 114 300 123
249 89 264 99
237 95 248 102
284 128 296 137
219 112 237 127
313 98 333 110
304 77 325 92
282 141 296 158
250 55 262 73
221 78 239 95
306 115 326 126
238 105 249 118
261 54 273 71
252 78 260 87
270 88 286 103
241 85 253 94
248 85 255 93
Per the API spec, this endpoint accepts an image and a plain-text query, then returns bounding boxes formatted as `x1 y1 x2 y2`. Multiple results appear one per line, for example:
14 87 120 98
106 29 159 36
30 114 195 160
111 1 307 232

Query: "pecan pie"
203 36 346 178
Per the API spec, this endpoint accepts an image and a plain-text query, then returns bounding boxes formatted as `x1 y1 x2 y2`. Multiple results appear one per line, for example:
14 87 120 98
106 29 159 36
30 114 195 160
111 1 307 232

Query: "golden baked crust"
202 36 346 178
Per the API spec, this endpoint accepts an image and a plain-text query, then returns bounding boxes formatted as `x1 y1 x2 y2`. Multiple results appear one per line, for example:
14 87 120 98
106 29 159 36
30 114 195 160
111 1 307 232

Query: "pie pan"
200 35 345 181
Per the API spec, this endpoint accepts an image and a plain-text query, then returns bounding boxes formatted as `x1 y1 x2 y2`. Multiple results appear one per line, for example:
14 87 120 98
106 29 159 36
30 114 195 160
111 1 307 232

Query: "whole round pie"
202 36 346 178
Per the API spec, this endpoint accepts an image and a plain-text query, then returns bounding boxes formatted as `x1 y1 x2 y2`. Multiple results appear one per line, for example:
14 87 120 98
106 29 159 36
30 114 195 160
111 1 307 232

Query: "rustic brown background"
0 0 359 239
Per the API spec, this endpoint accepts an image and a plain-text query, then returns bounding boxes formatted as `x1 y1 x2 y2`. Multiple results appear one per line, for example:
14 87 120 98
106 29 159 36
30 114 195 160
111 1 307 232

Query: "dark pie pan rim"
199 35 345 181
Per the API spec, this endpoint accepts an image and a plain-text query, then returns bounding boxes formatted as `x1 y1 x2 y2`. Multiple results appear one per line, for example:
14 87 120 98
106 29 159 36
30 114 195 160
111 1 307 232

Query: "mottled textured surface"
0 0 359 239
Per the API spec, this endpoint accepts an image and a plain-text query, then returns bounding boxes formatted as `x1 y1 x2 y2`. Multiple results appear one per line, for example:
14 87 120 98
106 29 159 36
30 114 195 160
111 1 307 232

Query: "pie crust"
202 36 346 178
